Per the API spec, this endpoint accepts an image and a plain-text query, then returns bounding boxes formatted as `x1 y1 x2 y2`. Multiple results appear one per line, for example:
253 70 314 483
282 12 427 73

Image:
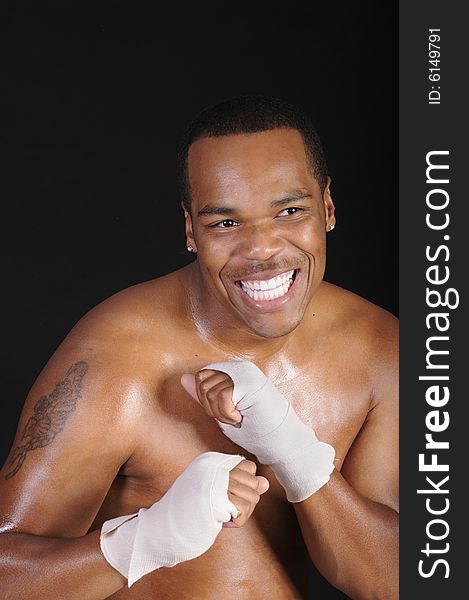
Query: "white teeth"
240 270 295 301
240 269 294 290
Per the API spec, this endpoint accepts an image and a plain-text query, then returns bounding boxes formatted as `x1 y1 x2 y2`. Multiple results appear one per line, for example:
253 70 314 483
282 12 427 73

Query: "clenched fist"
225 458 269 528
182 368 242 426
181 360 335 503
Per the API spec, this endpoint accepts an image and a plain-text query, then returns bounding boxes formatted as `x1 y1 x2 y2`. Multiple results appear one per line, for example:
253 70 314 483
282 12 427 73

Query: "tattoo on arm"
5 361 89 480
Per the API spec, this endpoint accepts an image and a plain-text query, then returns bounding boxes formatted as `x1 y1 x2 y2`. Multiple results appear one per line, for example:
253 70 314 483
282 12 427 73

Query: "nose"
237 222 285 261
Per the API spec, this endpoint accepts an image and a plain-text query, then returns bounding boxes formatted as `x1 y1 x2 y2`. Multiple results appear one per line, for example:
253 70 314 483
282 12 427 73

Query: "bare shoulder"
319 281 398 350
0 270 188 533
30 269 189 417
68 268 188 344
318 282 398 401
320 284 399 509
3 269 188 459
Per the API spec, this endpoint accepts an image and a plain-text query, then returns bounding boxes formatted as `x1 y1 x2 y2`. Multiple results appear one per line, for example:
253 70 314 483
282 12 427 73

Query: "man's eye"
277 207 302 217
213 219 239 228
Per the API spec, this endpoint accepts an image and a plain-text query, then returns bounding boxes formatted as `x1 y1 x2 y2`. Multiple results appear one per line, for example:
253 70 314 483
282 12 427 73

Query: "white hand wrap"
100 452 243 586
204 360 335 503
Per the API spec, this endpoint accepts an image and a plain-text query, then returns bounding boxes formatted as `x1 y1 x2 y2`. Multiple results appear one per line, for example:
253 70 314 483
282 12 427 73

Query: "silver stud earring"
187 245 194 252
327 224 335 232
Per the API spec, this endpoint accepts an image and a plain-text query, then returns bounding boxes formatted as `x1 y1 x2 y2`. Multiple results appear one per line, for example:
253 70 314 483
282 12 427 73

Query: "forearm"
186 360 398 598
0 529 125 600
294 470 398 600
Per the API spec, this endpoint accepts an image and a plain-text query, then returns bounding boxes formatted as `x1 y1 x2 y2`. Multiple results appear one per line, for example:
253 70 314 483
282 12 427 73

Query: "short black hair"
177 95 328 213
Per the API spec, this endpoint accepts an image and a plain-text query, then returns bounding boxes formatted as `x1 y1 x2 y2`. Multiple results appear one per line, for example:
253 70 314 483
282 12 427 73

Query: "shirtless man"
0 96 398 600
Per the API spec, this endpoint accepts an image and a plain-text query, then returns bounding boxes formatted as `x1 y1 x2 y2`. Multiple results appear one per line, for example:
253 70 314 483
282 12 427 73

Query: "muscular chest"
109 357 370 512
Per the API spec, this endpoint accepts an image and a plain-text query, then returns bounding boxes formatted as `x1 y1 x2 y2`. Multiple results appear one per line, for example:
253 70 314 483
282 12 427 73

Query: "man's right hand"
225 457 269 528
100 452 269 586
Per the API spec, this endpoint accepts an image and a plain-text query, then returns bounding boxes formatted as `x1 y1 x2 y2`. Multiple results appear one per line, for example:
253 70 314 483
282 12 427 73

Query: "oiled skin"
0 128 398 600
0 274 397 599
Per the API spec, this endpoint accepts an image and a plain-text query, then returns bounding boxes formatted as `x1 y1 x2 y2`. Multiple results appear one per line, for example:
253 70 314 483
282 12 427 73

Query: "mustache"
225 257 306 280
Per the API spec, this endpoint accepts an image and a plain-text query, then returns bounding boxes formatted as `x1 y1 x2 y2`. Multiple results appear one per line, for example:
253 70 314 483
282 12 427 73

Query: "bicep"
341 378 399 513
0 355 138 537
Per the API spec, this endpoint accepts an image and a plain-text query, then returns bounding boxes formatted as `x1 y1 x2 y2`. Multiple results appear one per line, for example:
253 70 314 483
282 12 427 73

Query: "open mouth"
236 269 297 302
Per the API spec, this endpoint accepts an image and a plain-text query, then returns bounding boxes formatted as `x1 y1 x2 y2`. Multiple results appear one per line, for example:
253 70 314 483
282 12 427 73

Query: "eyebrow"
197 190 313 218
270 191 313 208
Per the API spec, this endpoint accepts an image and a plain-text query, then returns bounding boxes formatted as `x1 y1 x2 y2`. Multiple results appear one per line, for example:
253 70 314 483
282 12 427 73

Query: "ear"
323 177 336 232
181 202 197 252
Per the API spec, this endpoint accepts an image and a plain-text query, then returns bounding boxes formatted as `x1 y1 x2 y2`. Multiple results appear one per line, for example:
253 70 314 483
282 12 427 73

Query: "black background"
1 3 396 598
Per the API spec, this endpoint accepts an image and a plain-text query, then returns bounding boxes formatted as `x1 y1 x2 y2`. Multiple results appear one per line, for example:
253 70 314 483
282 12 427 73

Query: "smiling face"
185 128 335 339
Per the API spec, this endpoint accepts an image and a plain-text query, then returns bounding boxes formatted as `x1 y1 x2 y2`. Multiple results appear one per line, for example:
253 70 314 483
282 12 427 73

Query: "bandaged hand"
100 452 268 586
181 360 335 503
